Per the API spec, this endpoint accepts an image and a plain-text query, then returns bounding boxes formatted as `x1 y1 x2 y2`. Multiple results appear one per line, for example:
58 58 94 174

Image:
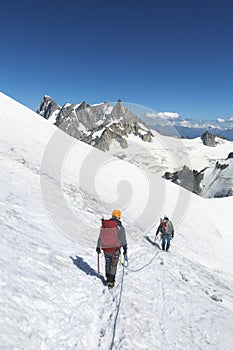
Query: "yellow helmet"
112 210 121 219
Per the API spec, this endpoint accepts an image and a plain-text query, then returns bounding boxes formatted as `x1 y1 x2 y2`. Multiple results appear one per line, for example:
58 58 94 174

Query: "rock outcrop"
163 165 204 195
201 131 216 147
227 152 233 159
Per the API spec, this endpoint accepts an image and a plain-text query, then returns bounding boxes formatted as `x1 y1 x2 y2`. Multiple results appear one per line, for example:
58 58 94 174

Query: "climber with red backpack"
156 216 174 251
96 210 127 288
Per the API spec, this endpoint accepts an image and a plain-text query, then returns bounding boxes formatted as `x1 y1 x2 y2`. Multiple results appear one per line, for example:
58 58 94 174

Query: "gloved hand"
96 247 101 254
124 254 128 262
123 245 127 255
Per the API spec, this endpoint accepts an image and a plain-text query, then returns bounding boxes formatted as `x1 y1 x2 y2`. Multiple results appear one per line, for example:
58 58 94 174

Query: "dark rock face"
79 120 153 151
163 165 204 195
227 152 233 159
215 161 229 170
37 97 153 151
55 101 105 131
36 96 61 120
201 131 216 147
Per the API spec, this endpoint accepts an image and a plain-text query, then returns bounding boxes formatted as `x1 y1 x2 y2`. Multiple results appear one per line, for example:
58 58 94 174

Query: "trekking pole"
97 253 100 275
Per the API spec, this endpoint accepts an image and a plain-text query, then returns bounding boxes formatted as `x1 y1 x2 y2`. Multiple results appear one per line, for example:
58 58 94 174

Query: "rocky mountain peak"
201 131 216 147
111 99 125 120
37 96 153 151
36 96 61 120
77 101 91 111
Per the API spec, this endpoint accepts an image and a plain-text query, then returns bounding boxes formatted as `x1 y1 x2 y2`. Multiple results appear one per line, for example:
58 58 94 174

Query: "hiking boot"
108 282 115 289
108 274 115 283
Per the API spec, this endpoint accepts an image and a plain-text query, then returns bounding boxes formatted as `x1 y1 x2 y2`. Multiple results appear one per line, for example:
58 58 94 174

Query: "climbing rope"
108 245 161 349
123 250 161 273
109 257 126 350
100 235 161 349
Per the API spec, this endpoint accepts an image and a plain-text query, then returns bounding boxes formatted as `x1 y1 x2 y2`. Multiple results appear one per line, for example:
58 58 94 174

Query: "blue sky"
1 0 233 120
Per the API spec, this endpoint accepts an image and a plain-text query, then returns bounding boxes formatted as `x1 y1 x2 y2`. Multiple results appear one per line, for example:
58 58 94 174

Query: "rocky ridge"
37 97 153 151
163 165 205 195
164 152 233 198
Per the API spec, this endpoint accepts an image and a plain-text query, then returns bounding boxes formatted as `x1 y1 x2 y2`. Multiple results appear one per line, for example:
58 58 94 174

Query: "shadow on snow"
70 255 105 285
144 235 161 250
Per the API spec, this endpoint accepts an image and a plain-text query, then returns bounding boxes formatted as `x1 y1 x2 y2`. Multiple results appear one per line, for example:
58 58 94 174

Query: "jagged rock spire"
37 96 153 151
36 96 61 120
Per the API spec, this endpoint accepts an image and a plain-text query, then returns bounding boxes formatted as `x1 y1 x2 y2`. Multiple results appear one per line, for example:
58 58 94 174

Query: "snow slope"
109 132 233 176
0 92 233 350
200 158 233 198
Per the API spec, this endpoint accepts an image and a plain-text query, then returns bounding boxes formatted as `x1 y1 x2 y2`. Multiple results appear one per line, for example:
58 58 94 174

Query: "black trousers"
104 249 121 282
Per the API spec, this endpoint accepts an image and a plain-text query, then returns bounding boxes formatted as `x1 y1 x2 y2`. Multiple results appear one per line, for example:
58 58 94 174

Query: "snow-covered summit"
0 92 233 349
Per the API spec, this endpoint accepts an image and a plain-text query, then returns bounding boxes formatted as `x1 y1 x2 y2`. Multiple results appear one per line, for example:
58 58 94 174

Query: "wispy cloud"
217 116 233 123
145 112 180 120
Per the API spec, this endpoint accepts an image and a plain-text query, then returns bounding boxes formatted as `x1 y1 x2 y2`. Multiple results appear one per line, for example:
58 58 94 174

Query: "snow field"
0 92 233 349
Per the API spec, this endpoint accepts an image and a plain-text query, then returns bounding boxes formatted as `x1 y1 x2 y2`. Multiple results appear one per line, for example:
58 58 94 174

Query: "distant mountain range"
37 96 233 198
138 113 233 141
152 123 233 141
37 96 233 141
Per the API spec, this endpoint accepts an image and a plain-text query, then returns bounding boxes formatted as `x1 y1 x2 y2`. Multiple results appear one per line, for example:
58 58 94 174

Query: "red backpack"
99 219 121 251
161 219 168 232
